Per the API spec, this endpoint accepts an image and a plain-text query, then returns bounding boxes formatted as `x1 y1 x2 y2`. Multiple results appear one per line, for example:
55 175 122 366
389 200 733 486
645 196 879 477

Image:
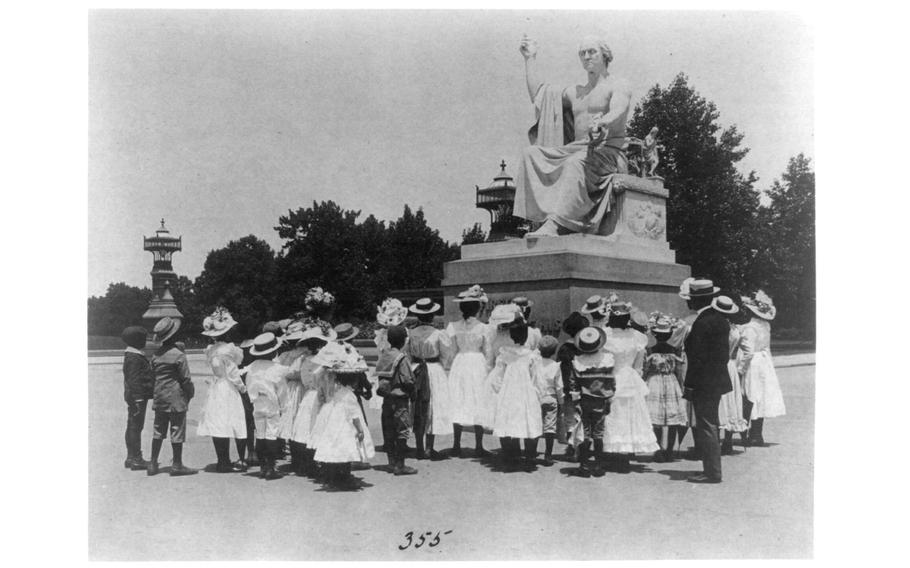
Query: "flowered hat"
250 332 283 356
608 295 632 315
376 298 408 327
678 277 696 300
488 303 524 329
304 286 336 315
201 306 239 337
741 290 776 320
283 320 307 342
453 284 488 304
312 341 368 374
711 295 739 315
409 297 441 315
648 311 682 334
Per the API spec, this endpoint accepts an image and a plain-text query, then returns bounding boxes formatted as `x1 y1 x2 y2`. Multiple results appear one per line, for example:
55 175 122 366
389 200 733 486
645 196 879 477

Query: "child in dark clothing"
375 325 418 476
121 326 154 470
557 311 589 461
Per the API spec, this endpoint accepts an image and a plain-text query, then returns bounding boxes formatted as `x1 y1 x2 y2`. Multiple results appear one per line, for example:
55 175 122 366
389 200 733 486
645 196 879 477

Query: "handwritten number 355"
399 530 452 550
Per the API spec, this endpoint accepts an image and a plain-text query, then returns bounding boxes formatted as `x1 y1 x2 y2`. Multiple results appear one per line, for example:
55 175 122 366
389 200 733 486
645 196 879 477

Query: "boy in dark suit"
682 279 732 484
375 325 417 476
121 326 154 470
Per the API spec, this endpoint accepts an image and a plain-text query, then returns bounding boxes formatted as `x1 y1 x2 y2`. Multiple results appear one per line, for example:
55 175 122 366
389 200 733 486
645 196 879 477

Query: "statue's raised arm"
513 36 631 237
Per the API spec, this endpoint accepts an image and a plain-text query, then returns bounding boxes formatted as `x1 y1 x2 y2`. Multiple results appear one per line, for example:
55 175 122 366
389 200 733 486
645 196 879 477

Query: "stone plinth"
443 175 689 333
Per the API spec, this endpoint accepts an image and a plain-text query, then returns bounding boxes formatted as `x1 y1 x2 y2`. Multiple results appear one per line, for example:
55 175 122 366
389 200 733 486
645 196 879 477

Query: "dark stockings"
213 437 231 466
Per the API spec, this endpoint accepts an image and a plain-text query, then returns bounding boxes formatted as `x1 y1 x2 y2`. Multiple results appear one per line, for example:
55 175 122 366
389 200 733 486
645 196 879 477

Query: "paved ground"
88 354 814 560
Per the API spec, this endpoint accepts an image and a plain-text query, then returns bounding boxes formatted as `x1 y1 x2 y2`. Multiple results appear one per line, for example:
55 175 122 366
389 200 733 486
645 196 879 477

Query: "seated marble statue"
514 35 632 237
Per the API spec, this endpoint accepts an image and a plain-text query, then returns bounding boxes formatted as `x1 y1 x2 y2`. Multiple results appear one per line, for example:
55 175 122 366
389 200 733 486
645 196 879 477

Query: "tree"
461 222 487 245
763 154 815 336
385 205 460 291
628 73 764 292
87 282 153 336
194 235 278 337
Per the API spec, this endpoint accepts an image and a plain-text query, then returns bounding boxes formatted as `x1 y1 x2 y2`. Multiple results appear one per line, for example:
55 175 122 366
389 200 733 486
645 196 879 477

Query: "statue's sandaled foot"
525 219 561 238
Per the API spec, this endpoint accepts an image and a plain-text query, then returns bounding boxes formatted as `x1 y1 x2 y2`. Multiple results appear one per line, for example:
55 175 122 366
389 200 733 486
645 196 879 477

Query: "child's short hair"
121 326 147 350
538 335 559 358
387 325 408 349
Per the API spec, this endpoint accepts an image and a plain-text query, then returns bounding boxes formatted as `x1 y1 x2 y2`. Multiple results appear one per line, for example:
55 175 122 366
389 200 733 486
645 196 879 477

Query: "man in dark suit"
682 279 732 483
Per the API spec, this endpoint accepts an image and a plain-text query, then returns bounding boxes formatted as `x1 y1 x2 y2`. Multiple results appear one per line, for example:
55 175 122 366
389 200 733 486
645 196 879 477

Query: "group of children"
120 281 786 486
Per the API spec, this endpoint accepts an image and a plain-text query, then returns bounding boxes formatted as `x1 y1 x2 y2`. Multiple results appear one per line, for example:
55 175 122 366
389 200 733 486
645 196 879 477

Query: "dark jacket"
151 345 194 413
375 348 415 403
683 308 732 398
557 342 580 400
123 350 154 402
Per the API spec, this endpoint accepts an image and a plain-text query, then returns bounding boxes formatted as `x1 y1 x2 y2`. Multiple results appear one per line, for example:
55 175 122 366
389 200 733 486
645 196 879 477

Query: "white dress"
446 317 493 427
603 328 660 453
406 325 455 436
739 319 786 419
718 326 749 432
276 347 307 440
245 359 289 440
289 358 326 445
312 386 376 463
487 346 544 439
307 370 340 452
197 342 248 439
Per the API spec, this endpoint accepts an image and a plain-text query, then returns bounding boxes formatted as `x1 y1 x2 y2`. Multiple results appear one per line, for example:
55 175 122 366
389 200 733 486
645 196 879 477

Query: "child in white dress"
288 326 334 477
245 332 288 480
739 291 786 446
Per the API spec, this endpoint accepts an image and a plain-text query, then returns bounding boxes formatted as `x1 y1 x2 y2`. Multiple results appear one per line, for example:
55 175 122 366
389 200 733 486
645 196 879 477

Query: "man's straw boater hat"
153 317 181 343
711 295 739 315
201 307 239 337
580 295 605 315
687 278 720 298
575 326 607 354
741 290 776 321
250 332 284 356
409 297 441 315
332 323 360 343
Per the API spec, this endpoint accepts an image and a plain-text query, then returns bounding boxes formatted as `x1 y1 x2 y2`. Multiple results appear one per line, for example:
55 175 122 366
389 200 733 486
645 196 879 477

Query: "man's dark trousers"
693 394 722 480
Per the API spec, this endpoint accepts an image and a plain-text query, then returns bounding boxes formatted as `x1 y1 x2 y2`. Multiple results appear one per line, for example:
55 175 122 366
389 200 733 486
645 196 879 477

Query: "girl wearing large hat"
602 299 660 471
288 324 337 478
244 332 288 480
445 285 494 457
274 320 313 462
405 298 454 460
197 307 249 472
712 296 750 454
738 291 786 445
643 313 687 462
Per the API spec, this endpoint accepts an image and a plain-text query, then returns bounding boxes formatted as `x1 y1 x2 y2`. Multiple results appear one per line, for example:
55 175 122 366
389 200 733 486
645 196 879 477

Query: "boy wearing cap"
245 332 289 480
149 317 197 476
557 312 589 460
121 326 154 470
567 327 616 478
375 325 418 475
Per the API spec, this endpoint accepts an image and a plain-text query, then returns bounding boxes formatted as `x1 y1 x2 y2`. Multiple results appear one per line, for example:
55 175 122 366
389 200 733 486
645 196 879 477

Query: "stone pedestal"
443 175 690 333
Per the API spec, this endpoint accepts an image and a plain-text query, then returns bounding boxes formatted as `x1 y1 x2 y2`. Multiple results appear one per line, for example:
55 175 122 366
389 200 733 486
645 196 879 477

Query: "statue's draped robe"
514 84 629 234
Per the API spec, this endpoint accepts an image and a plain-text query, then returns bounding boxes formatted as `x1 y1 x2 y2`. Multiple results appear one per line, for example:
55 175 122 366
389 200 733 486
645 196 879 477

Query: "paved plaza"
88 354 814 560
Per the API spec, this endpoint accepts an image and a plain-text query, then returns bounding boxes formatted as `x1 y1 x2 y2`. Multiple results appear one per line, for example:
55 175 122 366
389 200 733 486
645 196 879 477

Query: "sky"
88 9 813 297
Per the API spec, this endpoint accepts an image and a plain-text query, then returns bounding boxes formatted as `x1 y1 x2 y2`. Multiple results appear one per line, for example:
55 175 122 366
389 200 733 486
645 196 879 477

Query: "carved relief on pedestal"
626 200 665 239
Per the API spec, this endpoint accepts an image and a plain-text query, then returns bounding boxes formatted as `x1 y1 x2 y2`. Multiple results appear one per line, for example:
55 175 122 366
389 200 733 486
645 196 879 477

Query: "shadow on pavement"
655 469 697 481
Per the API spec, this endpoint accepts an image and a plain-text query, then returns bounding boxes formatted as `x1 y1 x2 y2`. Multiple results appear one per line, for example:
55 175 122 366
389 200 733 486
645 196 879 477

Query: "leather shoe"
429 450 446 461
393 464 418 476
573 466 592 478
170 464 198 476
125 457 149 470
687 473 722 484
146 461 159 476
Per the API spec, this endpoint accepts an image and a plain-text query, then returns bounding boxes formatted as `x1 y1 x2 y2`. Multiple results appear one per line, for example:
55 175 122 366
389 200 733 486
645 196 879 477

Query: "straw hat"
678 277 696 300
201 307 238 337
283 321 307 342
651 317 674 334
453 284 488 304
297 325 337 348
153 317 181 343
333 323 360 343
239 338 254 349
580 295 605 315
377 298 408 327
742 290 776 320
610 300 632 315
488 303 524 329
711 295 739 314
409 297 441 315
575 326 607 354
510 296 534 308
688 279 720 298
250 332 283 356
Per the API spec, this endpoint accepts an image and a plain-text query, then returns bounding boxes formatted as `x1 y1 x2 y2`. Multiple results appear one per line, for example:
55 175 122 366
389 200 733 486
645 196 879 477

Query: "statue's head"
578 36 612 71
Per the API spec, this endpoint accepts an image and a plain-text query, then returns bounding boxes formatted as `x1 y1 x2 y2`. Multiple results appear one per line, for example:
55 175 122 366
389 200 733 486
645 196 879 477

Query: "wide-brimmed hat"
333 323 360 343
297 325 337 347
312 341 368 374
453 284 488 304
409 297 441 315
610 300 632 315
742 290 776 320
575 326 607 354
488 303 524 329
239 338 254 349
201 307 239 337
678 277 696 300
250 332 284 356
630 309 650 330
153 317 181 343
651 317 674 334
283 321 307 342
580 295 605 314
377 298 408 327
687 279 720 298
711 295 739 315
511 296 534 308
